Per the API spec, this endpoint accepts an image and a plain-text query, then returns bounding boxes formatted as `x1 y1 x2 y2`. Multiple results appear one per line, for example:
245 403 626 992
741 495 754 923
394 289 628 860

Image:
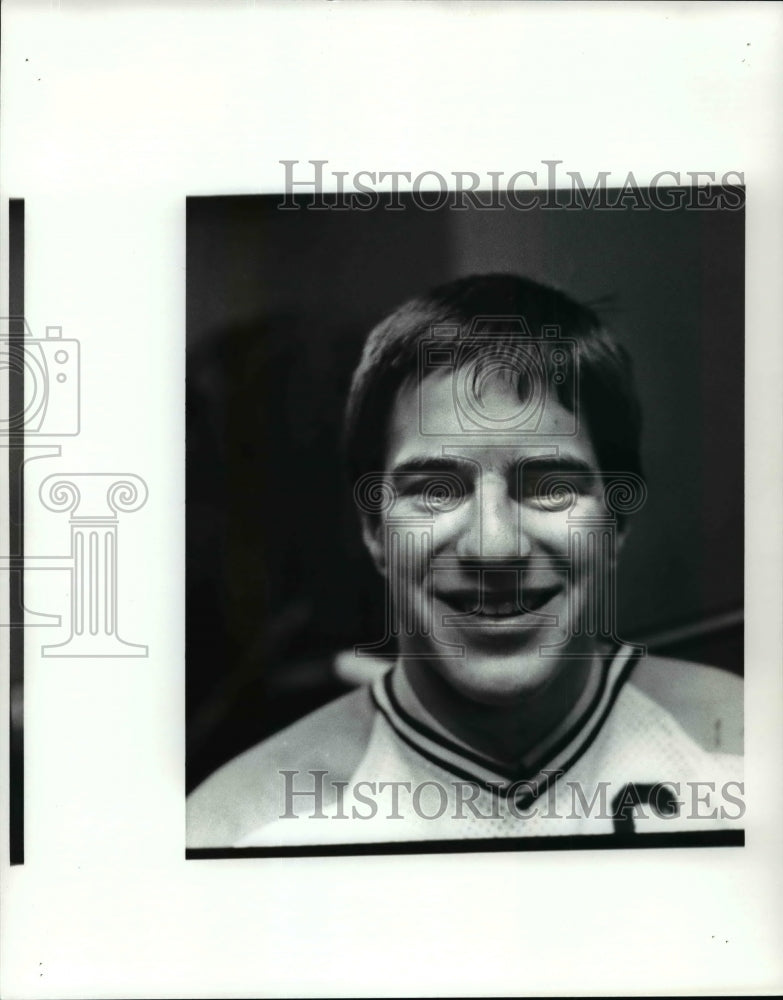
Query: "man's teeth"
483 599 518 616
442 589 557 616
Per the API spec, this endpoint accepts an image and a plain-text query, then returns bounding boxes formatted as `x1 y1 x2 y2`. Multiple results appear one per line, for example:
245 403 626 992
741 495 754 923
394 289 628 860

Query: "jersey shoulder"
628 654 743 755
187 684 376 847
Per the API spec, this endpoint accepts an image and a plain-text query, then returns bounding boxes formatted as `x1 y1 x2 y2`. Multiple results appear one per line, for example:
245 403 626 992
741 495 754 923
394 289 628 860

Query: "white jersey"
188 646 744 849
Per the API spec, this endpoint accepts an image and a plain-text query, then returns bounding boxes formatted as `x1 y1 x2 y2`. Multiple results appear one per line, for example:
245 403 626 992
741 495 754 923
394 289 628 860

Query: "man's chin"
430 648 568 708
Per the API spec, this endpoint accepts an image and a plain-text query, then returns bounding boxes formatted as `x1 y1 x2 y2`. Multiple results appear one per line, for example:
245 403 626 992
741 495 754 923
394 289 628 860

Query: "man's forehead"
386 371 598 469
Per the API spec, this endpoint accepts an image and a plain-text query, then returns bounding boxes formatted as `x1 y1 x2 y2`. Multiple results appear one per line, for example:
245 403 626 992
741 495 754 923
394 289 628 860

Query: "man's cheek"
383 529 434 591
430 510 466 551
527 509 571 550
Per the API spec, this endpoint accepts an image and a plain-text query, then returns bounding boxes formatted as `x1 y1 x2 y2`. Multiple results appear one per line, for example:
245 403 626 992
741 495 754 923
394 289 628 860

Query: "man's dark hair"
343 273 643 492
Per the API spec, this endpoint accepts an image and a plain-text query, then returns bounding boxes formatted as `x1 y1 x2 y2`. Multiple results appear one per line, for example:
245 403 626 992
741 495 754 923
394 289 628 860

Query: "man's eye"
426 485 460 509
399 477 466 511
522 476 590 510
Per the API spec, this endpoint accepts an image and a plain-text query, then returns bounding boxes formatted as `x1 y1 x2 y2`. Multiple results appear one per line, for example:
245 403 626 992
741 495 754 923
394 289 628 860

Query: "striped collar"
370 645 639 802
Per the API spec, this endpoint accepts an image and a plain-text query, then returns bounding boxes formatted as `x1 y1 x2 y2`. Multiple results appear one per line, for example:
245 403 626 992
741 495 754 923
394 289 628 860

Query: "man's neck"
397 650 605 765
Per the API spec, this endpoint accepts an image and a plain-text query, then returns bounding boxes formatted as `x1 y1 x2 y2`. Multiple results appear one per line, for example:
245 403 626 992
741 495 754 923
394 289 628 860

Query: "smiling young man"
187 274 743 848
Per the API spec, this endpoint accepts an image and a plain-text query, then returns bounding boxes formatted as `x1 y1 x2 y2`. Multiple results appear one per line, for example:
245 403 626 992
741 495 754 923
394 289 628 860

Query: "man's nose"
456 478 532 560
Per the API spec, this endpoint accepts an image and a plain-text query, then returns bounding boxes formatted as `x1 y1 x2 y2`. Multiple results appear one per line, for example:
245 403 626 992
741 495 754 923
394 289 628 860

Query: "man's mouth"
437 585 562 620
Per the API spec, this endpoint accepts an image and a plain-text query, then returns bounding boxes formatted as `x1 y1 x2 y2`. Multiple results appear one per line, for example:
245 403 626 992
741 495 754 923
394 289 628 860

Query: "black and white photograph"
2 2 782 997
186 188 745 853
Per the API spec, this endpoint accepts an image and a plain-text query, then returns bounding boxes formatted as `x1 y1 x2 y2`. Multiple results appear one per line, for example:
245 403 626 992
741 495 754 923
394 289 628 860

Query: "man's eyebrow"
388 456 476 477
519 457 597 475
388 456 598 477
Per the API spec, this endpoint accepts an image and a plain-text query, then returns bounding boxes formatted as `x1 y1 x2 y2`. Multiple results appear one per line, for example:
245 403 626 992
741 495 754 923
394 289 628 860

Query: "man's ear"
614 519 630 557
361 514 386 575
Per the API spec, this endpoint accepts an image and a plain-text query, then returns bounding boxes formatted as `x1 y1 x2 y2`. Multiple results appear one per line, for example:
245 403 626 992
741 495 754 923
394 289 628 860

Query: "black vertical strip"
9 198 25 865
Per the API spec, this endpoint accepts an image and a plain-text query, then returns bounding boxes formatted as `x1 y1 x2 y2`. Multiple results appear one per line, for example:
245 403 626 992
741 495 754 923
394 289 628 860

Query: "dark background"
186 192 744 791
